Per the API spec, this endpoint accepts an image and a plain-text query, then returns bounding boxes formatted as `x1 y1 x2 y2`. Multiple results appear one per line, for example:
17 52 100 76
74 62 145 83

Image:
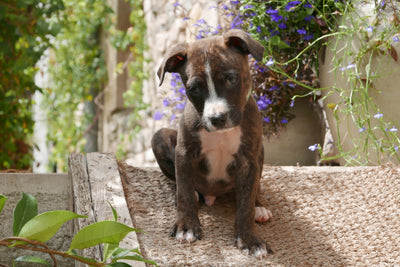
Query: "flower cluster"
240 0 343 135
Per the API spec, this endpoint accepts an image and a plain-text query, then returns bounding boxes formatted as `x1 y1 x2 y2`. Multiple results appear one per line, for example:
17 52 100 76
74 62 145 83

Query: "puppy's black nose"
209 113 227 127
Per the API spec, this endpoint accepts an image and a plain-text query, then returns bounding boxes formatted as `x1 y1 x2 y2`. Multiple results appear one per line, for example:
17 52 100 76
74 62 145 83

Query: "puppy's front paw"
235 233 273 259
170 219 202 243
255 206 273 223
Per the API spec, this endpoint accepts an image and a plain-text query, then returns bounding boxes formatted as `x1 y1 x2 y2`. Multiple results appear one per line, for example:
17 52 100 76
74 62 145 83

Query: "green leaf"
13 256 51 266
67 249 99 264
0 195 7 214
69 221 139 251
114 254 158 266
103 243 119 262
111 248 158 266
108 201 118 222
112 247 141 259
18 210 86 242
13 193 38 236
107 263 131 267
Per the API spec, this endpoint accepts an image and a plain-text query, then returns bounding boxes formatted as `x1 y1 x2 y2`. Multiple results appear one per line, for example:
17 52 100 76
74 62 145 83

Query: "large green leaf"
106 263 131 267
114 254 158 266
69 221 139 250
103 243 119 262
0 194 7 214
18 210 86 242
13 193 38 236
13 256 51 266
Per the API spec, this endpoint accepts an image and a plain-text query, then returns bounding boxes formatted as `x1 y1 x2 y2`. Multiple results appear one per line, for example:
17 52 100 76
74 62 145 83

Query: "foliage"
0 0 64 170
240 0 343 135
0 193 157 266
43 0 112 172
315 0 400 164
109 0 149 160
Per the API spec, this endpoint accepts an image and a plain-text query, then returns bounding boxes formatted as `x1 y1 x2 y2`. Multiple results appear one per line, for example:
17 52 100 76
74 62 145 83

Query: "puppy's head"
158 29 264 132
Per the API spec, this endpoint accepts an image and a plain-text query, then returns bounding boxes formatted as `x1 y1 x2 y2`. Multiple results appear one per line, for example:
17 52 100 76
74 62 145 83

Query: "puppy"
152 29 272 258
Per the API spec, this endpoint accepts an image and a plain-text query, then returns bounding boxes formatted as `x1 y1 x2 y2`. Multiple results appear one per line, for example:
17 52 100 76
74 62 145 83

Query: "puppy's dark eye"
226 74 239 86
187 83 201 97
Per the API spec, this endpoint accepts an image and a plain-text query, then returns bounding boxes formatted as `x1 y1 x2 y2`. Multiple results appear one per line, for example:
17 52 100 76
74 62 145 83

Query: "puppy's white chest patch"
198 127 242 183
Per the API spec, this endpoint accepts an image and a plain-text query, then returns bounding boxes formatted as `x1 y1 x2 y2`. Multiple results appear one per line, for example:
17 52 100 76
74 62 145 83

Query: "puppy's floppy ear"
157 42 188 86
223 29 264 62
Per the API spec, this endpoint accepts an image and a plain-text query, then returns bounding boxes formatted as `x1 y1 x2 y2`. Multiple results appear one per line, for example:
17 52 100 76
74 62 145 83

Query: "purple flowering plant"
154 1 400 164
155 0 343 135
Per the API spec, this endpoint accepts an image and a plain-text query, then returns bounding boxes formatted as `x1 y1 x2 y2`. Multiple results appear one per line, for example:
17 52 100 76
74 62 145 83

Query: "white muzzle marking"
203 61 230 131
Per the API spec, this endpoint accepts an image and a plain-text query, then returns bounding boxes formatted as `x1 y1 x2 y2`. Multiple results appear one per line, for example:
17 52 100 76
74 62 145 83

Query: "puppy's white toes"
175 229 197 243
255 206 272 222
175 230 185 242
253 246 267 259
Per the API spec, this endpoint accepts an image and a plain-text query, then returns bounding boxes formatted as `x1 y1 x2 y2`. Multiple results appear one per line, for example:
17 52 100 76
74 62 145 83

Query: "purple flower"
297 28 307 35
175 102 186 110
163 99 169 107
230 0 239 5
308 144 319 151
304 15 314 21
173 2 180 7
374 113 383 119
269 85 279 91
389 127 398 132
304 2 313 8
170 79 177 87
271 13 283 22
263 116 270 123
256 26 262 33
359 127 366 133
393 36 399 42
266 8 279 15
257 96 272 110
183 17 189 21
290 99 294 107
281 117 288 124
172 73 181 81
303 34 314 41
243 4 253 9
179 86 185 95
266 58 274 66
286 1 301 11
197 19 206 24
367 26 374 32
170 113 177 122
153 111 164 120
278 23 287 29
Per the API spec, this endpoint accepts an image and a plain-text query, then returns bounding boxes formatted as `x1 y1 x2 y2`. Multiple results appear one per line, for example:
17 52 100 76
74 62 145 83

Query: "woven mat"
119 163 400 266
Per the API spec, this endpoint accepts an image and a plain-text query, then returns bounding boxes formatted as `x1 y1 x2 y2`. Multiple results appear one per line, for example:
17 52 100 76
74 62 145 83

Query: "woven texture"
119 164 400 266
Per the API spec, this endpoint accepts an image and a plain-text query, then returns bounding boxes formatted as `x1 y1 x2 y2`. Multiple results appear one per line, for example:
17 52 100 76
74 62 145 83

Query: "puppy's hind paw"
255 206 272 223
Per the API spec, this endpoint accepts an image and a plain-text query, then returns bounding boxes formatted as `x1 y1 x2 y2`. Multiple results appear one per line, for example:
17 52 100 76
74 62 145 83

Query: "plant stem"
0 237 105 267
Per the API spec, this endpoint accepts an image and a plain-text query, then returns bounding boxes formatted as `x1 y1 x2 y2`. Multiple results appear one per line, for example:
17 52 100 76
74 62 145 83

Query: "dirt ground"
119 163 400 266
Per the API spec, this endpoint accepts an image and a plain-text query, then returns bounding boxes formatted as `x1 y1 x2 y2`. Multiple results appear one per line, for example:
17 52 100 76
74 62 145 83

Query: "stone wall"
100 0 220 166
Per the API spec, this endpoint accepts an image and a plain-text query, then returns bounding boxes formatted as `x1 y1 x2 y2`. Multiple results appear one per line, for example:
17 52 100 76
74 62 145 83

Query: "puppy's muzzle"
209 113 227 128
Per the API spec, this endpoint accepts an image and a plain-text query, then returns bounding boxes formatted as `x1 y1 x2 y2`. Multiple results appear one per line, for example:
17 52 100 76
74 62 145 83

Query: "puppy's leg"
234 159 273 258
254 144 272 222
151 128 177 181
170 148 202 243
